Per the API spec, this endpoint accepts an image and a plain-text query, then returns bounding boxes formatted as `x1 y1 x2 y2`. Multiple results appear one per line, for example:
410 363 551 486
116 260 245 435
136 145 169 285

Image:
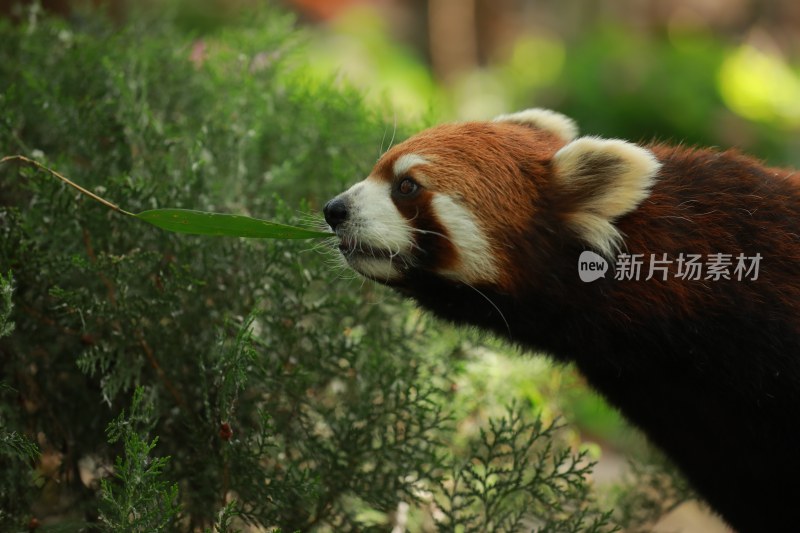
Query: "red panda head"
324 108 661 293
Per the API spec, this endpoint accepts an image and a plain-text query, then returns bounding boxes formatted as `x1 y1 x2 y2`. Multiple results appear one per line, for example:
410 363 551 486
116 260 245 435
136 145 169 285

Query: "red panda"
323 109 800 533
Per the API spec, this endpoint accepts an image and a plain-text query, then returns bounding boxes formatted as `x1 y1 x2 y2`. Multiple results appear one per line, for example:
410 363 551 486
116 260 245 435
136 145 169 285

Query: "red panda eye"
397 177 419 196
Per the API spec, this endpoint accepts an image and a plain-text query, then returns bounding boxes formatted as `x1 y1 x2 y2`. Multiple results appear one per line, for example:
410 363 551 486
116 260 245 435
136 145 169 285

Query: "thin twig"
0 155 135 216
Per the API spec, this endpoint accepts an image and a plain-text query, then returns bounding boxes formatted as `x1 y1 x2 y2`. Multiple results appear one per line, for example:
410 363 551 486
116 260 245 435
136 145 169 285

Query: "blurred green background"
1 0 798 531
286 0 800 164
5 0 800 163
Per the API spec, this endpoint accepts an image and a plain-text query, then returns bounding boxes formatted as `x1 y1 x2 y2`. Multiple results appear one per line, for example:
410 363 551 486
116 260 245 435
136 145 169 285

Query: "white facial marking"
350 180 411 246
393 154 428 177
337 178 414 281
352 256 404 281
431 195 499 284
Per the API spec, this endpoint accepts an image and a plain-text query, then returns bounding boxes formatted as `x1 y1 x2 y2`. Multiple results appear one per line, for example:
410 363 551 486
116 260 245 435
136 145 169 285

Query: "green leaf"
135 209 334 239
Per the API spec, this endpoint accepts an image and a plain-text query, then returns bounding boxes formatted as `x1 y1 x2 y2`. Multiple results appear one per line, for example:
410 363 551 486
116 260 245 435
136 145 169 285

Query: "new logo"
578 251 608 283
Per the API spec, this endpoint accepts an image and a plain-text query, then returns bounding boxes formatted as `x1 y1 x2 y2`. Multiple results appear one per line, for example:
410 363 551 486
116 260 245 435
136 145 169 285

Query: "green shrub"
435 405 615 533
98 387 180 531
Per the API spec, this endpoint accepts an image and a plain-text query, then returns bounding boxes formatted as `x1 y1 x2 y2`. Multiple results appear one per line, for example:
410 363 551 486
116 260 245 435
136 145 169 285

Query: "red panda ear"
492 108 579 143
552 136 662 256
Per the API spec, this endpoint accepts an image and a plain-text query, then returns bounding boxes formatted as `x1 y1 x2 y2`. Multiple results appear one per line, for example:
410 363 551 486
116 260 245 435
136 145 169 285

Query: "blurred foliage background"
1 0 798 531
287 0 800 166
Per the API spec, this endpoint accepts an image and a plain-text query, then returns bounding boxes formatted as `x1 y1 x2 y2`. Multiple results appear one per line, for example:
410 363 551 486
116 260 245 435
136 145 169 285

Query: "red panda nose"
323 198 349 230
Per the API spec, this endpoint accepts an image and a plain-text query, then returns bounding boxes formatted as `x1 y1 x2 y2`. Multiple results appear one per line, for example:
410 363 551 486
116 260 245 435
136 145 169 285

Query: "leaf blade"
135 208 333 239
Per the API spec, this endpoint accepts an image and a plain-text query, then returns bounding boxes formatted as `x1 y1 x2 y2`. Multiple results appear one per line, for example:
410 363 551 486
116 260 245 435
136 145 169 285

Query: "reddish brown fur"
617 145 800 331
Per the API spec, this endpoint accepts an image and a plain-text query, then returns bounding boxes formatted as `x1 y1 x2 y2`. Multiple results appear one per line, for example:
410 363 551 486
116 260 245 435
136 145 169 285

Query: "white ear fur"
493 108 579 143
553 136 661 256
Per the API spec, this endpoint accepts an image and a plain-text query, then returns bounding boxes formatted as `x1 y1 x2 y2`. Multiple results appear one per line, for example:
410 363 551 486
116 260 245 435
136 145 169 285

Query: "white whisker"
385 112 398 155
379 122 389 157
410 227 451 241
463 281 511 337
